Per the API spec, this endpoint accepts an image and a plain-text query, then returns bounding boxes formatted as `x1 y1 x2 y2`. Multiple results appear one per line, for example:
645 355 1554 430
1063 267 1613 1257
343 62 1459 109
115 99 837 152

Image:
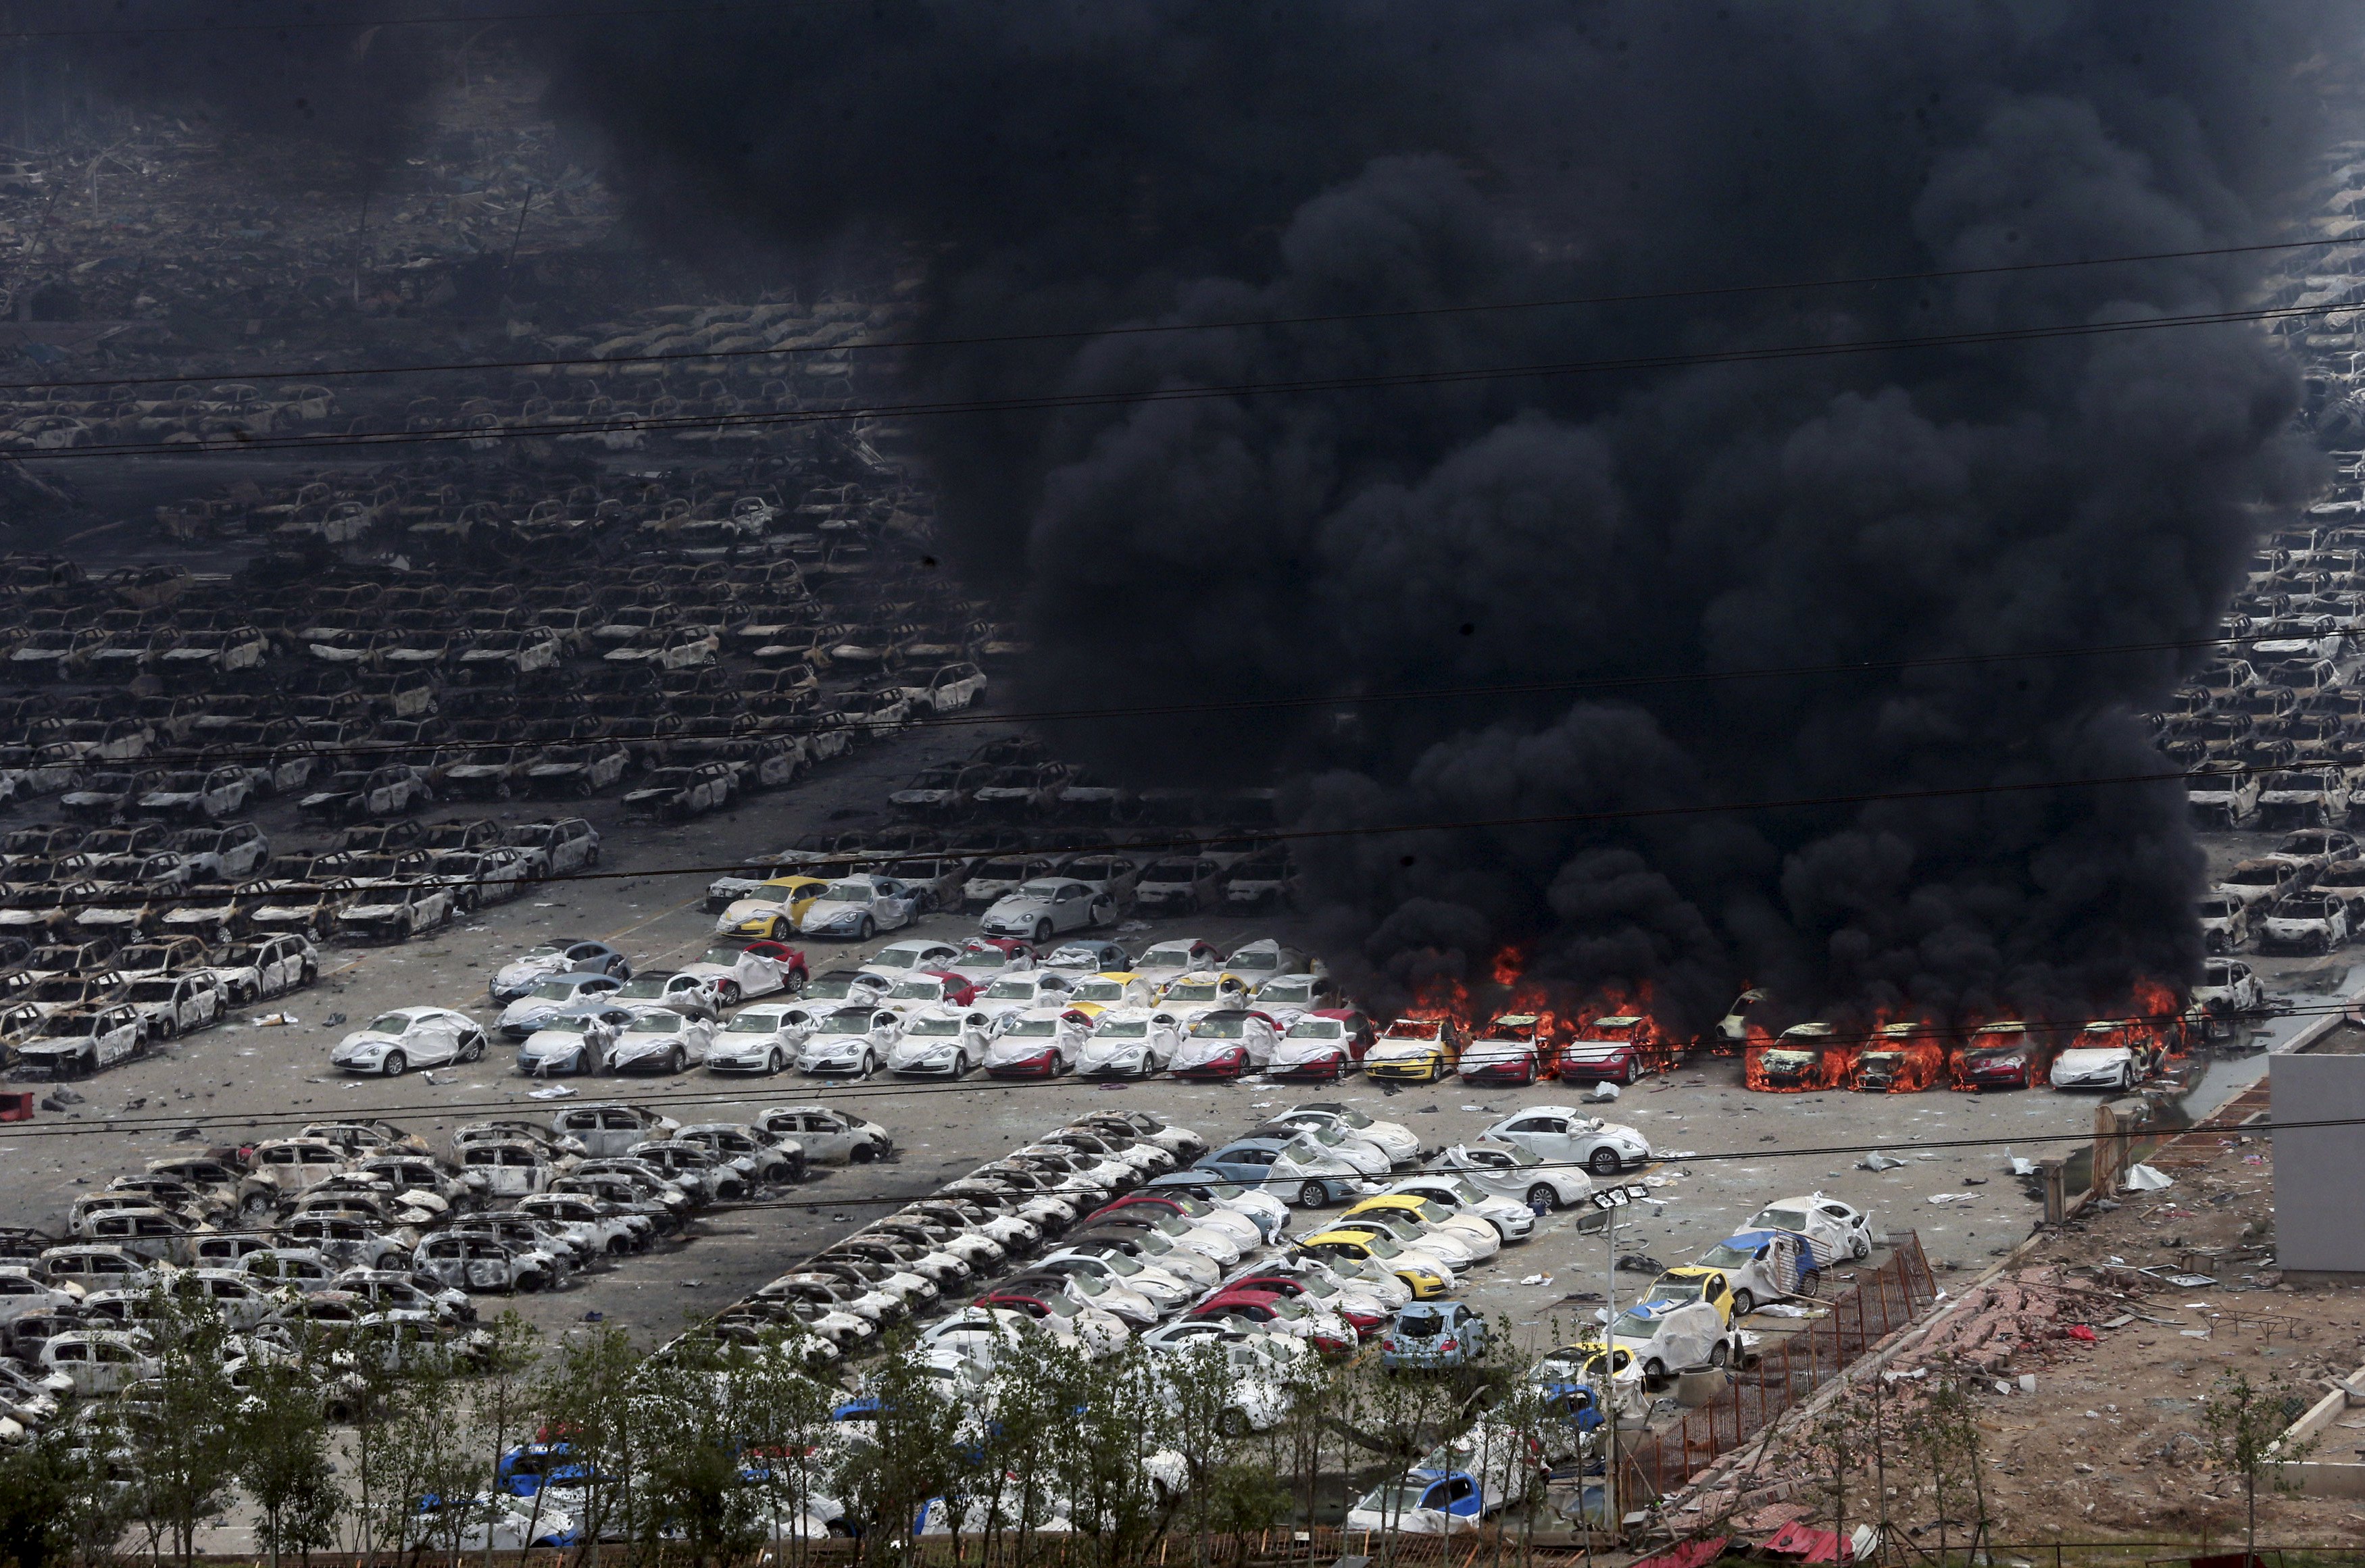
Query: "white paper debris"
528 1086 578 1100
2124 1163 2173 1190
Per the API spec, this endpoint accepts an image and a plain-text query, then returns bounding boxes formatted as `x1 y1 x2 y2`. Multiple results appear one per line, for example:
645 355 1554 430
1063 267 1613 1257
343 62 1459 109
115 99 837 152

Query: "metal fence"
1622 1231 1941 1498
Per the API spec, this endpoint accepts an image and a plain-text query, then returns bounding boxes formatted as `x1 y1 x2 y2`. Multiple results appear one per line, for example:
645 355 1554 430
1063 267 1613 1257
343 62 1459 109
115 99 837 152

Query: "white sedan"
609 1008 716 1076
1608 1295 1743 1382
795 1006 905 1076
972 969 1077 1023
1384 1174 1537 1242
497 972 628 1038
515 1006 636 1076
1076 1009 1185 1078
1480 1106 1653 1177
1745 1194 1876 1265
1272 1104 1420 1167
976 879 1116 944
886 1008 995 1077
794 878 922 940
704 1003 819 1076
1433 1141 1597 1213
330 1008 489 1077
982 1008 1091 1077
678 942 795 1005
489 939 628 1002
857 938 966 985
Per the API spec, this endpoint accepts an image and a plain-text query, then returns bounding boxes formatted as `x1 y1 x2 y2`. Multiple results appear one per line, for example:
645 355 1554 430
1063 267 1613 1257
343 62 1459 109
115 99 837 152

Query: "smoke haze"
73 1 2352 1029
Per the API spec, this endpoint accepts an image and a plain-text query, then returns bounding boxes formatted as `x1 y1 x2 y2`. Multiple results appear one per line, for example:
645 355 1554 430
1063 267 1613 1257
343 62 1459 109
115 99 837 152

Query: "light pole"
1586 1181 1651 1544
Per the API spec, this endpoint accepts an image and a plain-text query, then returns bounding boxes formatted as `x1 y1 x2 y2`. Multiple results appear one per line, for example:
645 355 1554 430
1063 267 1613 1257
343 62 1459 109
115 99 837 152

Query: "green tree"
120 1284 238 1567
0 1425 80 1568
230 1356 343 1568
2202 1368 2320 1563
717 1327 843 1568
467 1313 542 1568
532 1323 643 1566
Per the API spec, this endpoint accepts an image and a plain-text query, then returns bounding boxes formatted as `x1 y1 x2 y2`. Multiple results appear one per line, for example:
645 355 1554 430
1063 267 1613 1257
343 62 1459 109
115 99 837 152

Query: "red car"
885 966 982 1008
1265 1007 1376 1082
1185 1287 1355 1352
1953 1042 2037 1090
1221 1271 1385 1336
1553 1015 1665 1085
739 939 810 992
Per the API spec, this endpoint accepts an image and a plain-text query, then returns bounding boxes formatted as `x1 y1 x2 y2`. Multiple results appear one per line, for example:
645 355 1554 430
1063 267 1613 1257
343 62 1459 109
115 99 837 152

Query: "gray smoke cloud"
80 1 2345 1030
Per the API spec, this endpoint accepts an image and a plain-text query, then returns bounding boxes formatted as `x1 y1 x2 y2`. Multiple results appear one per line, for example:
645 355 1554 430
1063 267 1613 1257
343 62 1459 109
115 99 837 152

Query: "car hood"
519 1032 593 1058
494 958 563 990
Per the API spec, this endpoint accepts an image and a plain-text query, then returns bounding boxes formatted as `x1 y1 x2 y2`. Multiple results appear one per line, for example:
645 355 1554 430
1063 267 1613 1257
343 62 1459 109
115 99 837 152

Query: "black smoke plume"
91 1 2351 1030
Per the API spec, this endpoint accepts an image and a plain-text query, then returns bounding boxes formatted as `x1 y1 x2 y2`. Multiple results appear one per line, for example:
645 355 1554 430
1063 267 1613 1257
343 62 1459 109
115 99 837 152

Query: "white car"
1264 1122 1391 1180
1153 971 1254 1022
199 933 318 1005
1065 973 1155 1010
982 1007 1091 1077
1130 938 1221 982
856 938 965 985
1383 1173 1536 1242
1480 1106 1653 1176
1076 1009 1185 1078
1433 1141 1597 1213
977 879 1116 944
1037 1248 1196 1314
611 970 724 1020
876 971 976 1014
1693 1230 1818 1315
123 971 228 1039
2049 1042 2143 1092
972 969 1078 1023
885 1007 995 1076
609 1008 716 1075
1608 1295 1743 1382
1267 1011 1358 1073
796 1007 904 1076
335 880 457 940
330 1008 489 1076
490 940 628 1002
514 1005 637 1076
1745 1194 1875 1265
497 972 628 1037
795 877 922 939
1271 1104 1420 1167
678 942 795 1005
757 1105 893 1164
1168 1009 1281 1076
705 1003 820 1076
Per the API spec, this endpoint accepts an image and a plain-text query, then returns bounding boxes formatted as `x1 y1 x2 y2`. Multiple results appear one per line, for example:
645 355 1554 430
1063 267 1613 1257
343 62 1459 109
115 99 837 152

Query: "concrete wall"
2271 1055 2365 1278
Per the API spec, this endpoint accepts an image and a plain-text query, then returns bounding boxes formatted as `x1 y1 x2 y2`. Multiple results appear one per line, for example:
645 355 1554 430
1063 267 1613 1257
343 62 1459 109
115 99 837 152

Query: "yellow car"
1068 972 1155 1010
1541 1338 1641 1389
718 876 829 939
1361 1016 1464 1083
1154 970 1253 1012
1293 1229 1453 1298
1643 1266 1737 1326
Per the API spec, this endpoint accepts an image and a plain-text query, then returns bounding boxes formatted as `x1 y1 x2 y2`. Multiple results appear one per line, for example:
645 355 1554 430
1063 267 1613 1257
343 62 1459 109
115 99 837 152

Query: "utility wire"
1 232 2358 397
0 294 2347 465
5 994 2322 1145
11 620 2326 775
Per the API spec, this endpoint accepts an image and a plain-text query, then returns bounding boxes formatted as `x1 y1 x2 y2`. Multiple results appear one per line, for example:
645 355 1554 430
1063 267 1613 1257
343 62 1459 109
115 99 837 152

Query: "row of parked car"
2203 826 2365 953
0 1095 897 1431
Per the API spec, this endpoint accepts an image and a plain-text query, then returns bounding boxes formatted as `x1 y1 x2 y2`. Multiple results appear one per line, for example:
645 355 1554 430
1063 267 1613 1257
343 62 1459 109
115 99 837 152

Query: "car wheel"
720 982 742 1007
1588 1148 1622 1177
857 917 874 940
1032 919 1053 943
462 1037 484 1063
1849 1233 1872 1262
156 1018 176 1040
1731 1289 1756 1318
849 1142 876 1164
1217 1408 1252 1439
1621 1058 1640 1085
382 1051 407 1077
667 1047 686 1076
1710 1341 1730 1369
860 1053 877 1077
1643 1358 1666 1385
1298 1180 1329 1208
516 1273 544 1294
952 1053 969 1077
766 1050 783 1076
1525 1183 1559 1214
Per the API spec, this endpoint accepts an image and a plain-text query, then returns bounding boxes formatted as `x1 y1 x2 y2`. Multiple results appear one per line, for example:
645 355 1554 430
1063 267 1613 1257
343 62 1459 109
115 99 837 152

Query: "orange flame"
1392 947 1671 1075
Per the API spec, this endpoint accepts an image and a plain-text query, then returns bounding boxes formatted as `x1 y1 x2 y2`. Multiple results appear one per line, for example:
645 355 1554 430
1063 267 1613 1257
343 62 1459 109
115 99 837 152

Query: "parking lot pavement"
0 701 2115 1350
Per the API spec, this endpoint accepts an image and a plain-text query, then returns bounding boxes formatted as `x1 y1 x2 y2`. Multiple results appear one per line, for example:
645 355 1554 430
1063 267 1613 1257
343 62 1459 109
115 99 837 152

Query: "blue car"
496 1442 599 1499
1194 1137 1293 1187
1380 1301 1490 1371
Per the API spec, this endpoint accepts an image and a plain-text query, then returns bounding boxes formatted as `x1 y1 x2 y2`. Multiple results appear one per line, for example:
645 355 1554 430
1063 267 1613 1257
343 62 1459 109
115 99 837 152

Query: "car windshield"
818 885 871 903
982 979 1038 1001
1228 950 1279 971
978 860 1028 879
1367 1484 1435 1517
530 980 582 1001
1143 862 1196 883
1700 1240 1760 1269
1260 978 1316 1001
1383 1019 1438 1040
628 1011 684 1033
804 978 862 1000
616 978 669 998
1166 982 1222 1001
1073 980 1127 1001
1285 1019 1342 1039
540 1017 597 1035
1004 1018 1060 1038
701 947 751 966
1611 1311 1659 1339
39 1015 104 1037
824 1007 876 1030
1095 1021 1147 1038
366 1013 415 1034
1012 883 1062 901
1755 1207 1810 1232
1191 1017 1247 1038
887 978 943 1000
907 1017 964 1037
723 1014 782 1034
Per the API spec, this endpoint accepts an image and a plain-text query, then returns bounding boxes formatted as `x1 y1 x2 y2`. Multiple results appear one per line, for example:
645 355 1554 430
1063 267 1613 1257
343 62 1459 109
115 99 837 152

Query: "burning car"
2048 1019 2160 1093
1456 1014 1550 1086
1951 1021 2044 1091
1553 1015 1669 1085
1745 1021 1851 1092
1849 1021 1951 1092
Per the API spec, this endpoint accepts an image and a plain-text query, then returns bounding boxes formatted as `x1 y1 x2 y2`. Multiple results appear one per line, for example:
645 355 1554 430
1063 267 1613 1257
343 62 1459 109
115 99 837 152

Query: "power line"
9 744 2297 909
0 294 2343 465
1 232 2356 398
17 621 2324 776
1 993 2320 1146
